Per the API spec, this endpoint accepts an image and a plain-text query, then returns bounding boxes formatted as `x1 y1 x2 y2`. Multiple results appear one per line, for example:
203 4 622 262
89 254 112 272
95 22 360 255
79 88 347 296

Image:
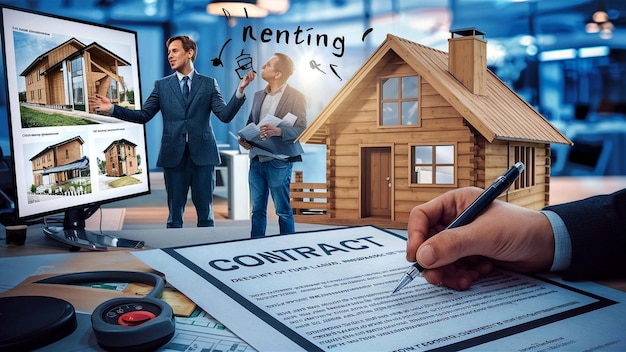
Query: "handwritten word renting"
211 9 373 82
243 25 346 58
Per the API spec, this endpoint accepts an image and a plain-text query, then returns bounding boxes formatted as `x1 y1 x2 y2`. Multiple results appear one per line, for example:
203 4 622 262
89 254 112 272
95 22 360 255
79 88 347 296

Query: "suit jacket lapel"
253 90 267 124
169 75 186 107
275 85 291 118
187 72 202 103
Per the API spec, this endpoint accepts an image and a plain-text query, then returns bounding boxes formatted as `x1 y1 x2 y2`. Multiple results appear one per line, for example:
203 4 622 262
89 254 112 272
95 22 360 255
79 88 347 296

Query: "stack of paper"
238 113 303 160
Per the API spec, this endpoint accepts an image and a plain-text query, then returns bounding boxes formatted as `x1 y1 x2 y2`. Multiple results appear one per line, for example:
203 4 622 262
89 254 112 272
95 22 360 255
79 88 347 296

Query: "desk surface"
1 176 625 291
548 176 626 205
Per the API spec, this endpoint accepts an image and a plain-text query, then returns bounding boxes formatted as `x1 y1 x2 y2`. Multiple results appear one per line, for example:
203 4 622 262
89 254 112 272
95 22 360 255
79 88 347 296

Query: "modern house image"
20 37 130 111
30 136 89 187
295 29 572 229
103 139 138 177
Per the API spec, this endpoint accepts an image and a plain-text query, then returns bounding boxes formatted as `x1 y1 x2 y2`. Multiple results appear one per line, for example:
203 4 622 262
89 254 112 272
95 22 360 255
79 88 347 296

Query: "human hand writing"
406 187 555 290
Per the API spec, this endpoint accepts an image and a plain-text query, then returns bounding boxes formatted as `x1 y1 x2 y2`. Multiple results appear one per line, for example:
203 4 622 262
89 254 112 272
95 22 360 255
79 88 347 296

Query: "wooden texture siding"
56 139 83 165
47 69 67 106
24 40 82 105
104 140 139 177
320 55 480 225
22 38 129 109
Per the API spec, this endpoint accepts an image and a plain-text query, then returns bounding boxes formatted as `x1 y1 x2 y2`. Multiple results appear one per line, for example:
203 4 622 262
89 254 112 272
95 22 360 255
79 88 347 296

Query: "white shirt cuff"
541 210 572 272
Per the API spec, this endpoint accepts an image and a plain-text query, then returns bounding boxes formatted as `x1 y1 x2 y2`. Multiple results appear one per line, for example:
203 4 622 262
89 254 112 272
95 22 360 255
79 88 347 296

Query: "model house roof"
299 33 572 146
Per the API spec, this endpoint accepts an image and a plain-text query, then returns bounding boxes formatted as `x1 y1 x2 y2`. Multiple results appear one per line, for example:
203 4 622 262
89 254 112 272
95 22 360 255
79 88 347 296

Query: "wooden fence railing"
290 182 328 215
290 171 328 215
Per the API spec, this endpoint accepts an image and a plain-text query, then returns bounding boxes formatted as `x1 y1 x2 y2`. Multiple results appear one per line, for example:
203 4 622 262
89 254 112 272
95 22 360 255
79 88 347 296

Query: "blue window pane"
402 101 418 125
436 145 454 163
413 146 432 164
382 102 398 125
415 166 433 184
382 77 398 99
436 166 454 184
402 76 418 98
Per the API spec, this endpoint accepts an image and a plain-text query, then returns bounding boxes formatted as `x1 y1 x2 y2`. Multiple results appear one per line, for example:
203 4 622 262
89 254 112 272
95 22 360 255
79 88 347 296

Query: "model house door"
362 147 391 218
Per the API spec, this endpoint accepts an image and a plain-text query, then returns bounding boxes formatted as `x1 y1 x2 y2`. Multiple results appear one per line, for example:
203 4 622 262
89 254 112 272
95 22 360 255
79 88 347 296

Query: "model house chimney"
448 28 486 95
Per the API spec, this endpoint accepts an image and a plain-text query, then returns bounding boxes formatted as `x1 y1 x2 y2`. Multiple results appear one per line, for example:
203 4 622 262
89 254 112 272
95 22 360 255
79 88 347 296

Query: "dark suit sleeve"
209 78 245 124
544 188 626 280
112 82 161 124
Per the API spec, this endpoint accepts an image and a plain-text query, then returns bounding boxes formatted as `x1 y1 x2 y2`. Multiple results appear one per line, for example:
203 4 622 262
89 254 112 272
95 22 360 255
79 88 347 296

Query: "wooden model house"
296 29 572 229
103 139 139 177
20 37 130 111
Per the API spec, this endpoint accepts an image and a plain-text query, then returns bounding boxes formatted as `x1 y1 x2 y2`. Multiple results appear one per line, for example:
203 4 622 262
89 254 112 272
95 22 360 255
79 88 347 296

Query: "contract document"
134 226 626 351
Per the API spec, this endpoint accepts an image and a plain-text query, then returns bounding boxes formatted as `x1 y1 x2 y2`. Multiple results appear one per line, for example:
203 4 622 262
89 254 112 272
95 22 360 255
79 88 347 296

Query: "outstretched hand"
88 94 113 114
406 187 555 290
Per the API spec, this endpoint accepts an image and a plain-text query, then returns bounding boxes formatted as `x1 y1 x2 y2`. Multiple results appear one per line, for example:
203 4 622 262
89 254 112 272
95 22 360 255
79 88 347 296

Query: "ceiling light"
600 28 613 39
592 10 609 23
538 48 576 62
579 46 610 58
257 0 290 14
207 0 268 18
586 7 613 40
585 22 600 33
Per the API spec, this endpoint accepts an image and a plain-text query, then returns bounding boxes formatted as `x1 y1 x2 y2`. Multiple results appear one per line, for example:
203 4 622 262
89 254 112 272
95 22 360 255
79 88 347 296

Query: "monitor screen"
1 6 149 248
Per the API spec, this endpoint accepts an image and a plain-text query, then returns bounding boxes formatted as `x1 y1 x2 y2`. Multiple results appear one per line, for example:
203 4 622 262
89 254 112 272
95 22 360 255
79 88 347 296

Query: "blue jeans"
249 158 294 238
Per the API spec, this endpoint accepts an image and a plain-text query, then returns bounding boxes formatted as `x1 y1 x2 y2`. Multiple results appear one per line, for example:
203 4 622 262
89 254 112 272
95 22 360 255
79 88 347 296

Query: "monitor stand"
43 206 144 251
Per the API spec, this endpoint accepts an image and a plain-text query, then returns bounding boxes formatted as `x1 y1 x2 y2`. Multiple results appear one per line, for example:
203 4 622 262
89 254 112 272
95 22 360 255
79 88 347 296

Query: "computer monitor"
1 5 150 249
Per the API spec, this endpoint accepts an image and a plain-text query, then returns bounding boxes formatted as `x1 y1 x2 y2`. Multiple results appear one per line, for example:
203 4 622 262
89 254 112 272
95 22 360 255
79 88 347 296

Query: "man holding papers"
239 53 307 238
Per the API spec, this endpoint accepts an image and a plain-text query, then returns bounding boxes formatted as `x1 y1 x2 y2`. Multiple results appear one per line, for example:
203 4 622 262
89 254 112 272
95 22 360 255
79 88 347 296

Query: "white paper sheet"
133 226 626 351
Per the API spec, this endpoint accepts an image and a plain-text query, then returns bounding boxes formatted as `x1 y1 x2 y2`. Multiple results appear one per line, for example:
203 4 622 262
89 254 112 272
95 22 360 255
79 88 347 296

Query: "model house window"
380 75 419 126
514 146 535 189
411 145 455 184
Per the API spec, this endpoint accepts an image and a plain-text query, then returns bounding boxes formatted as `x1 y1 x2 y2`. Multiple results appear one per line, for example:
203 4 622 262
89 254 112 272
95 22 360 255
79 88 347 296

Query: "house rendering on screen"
295 29 572 229
20 37 130 112
103 139 139 177
29 136 89 188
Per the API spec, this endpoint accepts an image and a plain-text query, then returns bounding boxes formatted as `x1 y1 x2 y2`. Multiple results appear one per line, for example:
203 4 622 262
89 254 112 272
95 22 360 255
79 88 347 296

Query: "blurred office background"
2 0 626 181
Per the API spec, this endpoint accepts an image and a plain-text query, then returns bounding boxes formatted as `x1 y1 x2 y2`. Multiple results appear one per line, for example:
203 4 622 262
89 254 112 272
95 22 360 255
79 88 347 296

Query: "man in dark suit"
238 53 306 238
404 187 626 290
90 35 255 228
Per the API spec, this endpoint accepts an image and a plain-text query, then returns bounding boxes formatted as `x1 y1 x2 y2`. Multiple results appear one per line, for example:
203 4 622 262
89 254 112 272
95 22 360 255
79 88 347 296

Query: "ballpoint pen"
391 161 525 294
